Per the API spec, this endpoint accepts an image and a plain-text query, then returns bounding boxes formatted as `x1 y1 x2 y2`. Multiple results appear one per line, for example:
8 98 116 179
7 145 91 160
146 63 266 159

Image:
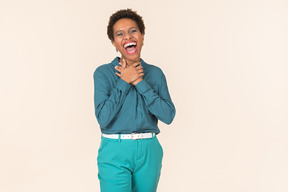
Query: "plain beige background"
1 0 288 191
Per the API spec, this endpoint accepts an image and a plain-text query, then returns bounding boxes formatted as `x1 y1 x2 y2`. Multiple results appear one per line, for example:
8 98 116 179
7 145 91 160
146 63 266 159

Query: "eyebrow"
115 27 137 34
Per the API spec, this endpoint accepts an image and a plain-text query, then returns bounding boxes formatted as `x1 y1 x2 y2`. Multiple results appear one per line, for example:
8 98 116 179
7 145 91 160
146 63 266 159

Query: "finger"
115 72 121 77
132 62 141 67
122 58 127 68
137 69 144 73
136 65 143 70
119 61 123 67
115 66 122 72
119 59 123 66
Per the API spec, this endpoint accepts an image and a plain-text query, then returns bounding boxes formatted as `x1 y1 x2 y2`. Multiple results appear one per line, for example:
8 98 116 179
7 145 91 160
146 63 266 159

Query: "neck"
120 57 140 66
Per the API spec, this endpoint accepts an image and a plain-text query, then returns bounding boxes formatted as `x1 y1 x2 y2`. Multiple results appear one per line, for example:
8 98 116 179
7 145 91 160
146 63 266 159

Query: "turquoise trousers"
97 134 163 192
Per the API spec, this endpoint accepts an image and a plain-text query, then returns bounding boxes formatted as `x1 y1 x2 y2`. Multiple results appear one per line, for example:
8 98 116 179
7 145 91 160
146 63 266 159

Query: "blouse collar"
111 57 146 67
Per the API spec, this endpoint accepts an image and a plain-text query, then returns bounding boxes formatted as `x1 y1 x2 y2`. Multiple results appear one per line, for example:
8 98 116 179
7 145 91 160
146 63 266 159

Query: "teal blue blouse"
93 57 175 134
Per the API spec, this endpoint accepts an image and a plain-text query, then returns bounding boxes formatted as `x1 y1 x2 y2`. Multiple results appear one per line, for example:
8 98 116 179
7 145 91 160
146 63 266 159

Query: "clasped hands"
115 59 144 86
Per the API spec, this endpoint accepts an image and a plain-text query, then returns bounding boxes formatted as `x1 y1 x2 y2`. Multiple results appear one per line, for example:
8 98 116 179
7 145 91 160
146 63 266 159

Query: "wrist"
132 78 143 86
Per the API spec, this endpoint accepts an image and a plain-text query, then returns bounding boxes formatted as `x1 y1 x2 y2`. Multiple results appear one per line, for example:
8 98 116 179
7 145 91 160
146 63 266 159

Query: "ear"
141 34 145 44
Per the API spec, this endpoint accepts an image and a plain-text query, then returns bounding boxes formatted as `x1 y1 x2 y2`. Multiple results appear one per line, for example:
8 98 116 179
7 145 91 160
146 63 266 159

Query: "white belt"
102 132 155 140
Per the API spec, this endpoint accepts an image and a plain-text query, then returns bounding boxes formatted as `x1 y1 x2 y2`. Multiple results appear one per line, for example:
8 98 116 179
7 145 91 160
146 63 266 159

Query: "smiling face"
112 18 144 64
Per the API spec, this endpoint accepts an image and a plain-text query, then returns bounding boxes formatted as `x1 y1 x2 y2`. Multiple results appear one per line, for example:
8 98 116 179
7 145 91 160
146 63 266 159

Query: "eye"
130 29 137 33
116 32 123 36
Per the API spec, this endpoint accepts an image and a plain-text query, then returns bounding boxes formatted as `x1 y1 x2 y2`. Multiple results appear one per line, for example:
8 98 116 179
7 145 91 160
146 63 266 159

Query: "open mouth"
123 41 138 54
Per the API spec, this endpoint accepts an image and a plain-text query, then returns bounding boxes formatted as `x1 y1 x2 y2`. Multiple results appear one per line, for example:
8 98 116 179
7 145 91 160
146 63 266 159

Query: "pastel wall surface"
0 0 287 191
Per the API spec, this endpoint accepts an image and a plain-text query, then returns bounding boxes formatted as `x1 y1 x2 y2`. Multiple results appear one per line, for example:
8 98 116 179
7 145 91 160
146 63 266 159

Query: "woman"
93 9 176 192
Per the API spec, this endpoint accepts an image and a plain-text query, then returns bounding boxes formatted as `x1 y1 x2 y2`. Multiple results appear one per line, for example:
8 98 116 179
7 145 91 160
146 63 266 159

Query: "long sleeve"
135 73 176 124
93 68 131 128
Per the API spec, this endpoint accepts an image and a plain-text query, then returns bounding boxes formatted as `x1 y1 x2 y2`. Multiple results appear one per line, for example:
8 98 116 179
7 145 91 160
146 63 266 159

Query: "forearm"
135 78 175 124
94 71 131 128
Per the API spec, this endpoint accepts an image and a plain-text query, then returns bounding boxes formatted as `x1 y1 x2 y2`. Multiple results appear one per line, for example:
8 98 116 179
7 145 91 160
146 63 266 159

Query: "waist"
101 132 156 140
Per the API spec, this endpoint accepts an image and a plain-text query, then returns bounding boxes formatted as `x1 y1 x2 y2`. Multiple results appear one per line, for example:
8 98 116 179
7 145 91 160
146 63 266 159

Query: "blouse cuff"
115 78 131 94
135 79 152 94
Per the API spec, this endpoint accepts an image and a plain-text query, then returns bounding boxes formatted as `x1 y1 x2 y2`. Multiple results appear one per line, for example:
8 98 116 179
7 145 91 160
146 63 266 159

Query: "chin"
122 52 141 62
127 54 140 61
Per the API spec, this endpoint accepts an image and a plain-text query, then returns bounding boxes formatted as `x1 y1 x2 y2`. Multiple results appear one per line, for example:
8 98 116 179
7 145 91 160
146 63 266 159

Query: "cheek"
136 34 142 40
136 34 144 44
115 40 122 48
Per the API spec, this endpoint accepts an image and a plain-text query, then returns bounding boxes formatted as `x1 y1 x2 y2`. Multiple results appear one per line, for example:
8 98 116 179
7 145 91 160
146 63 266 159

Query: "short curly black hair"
107 9 145 42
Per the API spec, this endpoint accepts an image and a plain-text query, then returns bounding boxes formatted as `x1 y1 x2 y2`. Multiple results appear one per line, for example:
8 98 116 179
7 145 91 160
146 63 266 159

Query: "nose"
124 32 132 40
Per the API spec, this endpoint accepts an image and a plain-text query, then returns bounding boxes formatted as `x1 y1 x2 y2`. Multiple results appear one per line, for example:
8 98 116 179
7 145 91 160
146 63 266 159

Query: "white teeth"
124 42 137 48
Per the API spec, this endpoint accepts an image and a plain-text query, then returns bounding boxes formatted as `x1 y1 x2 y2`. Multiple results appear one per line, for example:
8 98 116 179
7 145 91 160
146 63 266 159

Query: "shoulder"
94 63 110 73
93 57 118 77
93 64 110 79
142 60 164 77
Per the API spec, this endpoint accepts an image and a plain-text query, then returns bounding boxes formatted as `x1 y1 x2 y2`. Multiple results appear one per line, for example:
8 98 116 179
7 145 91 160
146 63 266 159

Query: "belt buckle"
131 133 143 140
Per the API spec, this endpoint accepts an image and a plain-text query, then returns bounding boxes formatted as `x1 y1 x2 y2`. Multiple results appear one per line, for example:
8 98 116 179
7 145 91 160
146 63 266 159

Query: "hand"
131 76 143 86
115 59 144 85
